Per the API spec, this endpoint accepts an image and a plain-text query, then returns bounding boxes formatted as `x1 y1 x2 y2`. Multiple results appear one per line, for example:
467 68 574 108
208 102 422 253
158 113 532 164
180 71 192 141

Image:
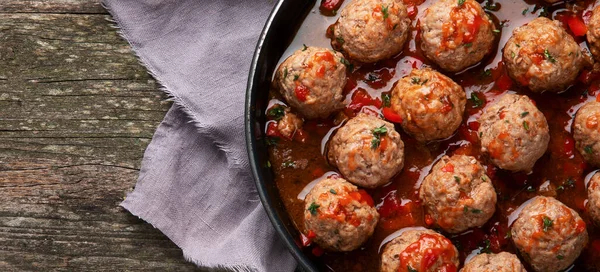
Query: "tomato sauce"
265 0 600 271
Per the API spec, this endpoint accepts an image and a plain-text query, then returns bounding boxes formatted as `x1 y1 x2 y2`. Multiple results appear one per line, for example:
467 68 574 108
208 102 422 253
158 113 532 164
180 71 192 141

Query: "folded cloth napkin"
102 0 297 271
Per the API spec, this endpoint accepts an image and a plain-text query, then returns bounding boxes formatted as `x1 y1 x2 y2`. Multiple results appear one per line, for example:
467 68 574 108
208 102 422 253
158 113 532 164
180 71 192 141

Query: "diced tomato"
379 136 389 151
441 163 455 173
293 129 308 143
425 214 434 226
307 230 317 239
300 233 311 247
406 4 418 19
567 15 588 37
266 122 281 137
295 84 310 102
578 69 600 85
345 89 382 116
319 0 344 16
382 107 403 123
468 121 480 131
311 245 325 256
496 73 514 91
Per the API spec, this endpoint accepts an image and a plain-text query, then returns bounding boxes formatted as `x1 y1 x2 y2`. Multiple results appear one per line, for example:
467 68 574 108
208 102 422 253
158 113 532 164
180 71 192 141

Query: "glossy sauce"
266 0 600 271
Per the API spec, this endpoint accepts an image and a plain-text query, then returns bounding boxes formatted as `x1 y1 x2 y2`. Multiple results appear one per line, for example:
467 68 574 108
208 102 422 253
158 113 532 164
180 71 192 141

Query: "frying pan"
245 0 320 271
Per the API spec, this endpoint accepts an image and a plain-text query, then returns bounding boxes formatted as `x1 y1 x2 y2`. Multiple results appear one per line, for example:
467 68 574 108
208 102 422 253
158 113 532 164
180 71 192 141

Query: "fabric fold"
102 0 296 270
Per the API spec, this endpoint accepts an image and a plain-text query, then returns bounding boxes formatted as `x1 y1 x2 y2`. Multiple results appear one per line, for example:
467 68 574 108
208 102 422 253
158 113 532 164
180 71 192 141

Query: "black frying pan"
245 0 320 271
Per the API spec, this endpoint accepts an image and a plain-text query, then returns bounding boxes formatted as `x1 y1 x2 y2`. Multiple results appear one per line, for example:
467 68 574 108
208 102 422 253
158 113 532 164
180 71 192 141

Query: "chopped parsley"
330 189 337 194
465 42 473 48
267 106 285 120
382 5 389 19
458 0 466 6
516 43 521 47
481 69 492 77
523 121 530 130
282 161 296 168
544 49 556 63
542 216 553 232
493 29 500 34
471 208 483 214
407 265 418 272
302 44 307 51
340 58 353 71
371 125 388 149
265 161 271 168
557 255 564 260
522 8 528 15
367 73 379 82
294 74 299 81
585 145 593 154
336 36 345 45
520 111 529 118
382 93 391 107
411 77 421 84
283 67 288 78
484 0 500 11
511 51 516 58
265 137 279 146
480 239 492 253
308 202 320 215
454 176 461 184
469 93 484 108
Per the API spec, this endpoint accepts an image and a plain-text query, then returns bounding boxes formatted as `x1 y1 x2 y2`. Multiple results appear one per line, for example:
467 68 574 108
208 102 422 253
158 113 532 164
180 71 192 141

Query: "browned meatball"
331 0 411 63
503 17 586 92
303 178 379 251
275 46 346 119
460 252 526 272
328 114 404 188
478 94 549 172
420 155 496 233
587 5 600 61
380 229 459 272
573 101 600 167
391 68 466 142
511 196 588 272
419 0 496 72
267 105 304 140
587 172 600 225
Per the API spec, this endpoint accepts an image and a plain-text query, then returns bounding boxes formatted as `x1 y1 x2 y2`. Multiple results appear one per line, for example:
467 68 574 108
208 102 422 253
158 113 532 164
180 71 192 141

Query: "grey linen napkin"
102 0 297 271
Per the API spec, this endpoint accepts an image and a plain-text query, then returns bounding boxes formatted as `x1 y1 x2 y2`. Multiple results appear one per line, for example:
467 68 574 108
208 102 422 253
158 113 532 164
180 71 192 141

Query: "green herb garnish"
308 202 320 215
382 5 389 19
523 121 530 130
521 111 529 118
267 106 285 120
371 125 388 149
542 216 553 232
544 49 556 63
470 93 484 108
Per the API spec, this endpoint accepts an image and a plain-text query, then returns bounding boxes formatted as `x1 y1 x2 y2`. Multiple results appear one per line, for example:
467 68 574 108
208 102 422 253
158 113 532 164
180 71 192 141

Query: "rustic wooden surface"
0 0 201 270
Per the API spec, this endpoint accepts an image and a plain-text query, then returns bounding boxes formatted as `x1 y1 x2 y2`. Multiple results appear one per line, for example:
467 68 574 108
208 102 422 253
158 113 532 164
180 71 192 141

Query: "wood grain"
0 0 201 270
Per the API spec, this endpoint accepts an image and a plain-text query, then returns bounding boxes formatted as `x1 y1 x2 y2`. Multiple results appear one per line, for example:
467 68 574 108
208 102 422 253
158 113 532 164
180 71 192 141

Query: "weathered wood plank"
0 0 106 14
0 1 202 270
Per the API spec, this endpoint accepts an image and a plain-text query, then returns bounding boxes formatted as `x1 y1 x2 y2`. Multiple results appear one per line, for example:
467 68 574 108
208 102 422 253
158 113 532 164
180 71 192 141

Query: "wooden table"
0 1 200 270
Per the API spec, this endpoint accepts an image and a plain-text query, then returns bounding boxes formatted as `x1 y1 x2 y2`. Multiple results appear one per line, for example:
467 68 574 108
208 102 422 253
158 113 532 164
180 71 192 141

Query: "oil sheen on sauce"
266 0 600 271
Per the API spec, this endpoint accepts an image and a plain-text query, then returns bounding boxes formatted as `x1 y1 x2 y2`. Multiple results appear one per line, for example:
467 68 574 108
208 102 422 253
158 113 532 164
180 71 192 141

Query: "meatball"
267 105 304 140
587 172 600 225
478 94 549 172
331 0 411 63
328 114 404 188
419 0 496 72
381 228 459 272
419 155 496 233
588 6 600 61
275 47 346 119
511 196 588 272
573 101 600 167
303 177 379 251
460 252 526 272
503 17 586 92
390 68 466 142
